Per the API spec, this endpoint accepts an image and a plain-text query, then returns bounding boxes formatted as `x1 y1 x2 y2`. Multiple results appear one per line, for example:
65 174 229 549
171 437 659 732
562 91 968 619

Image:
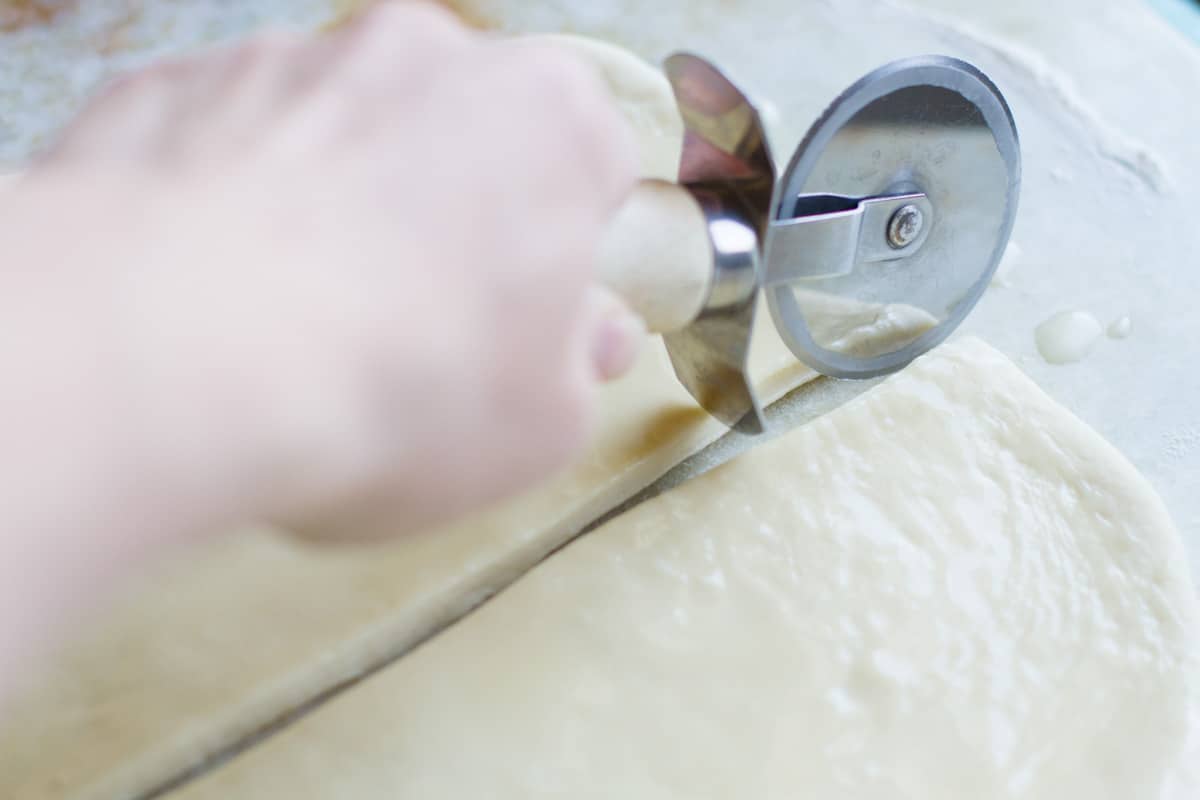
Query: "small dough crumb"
1035 310 1102 364
1107 315 1133 339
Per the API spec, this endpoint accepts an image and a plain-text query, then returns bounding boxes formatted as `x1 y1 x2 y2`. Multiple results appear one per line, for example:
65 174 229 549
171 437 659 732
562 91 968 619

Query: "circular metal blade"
766 55 1021 378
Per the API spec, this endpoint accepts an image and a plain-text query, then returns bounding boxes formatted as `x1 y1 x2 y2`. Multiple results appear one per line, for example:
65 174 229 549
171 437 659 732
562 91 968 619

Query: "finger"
321 0 474 98
583 285 645 382
201 32 309 120
161 31 311 159
45 61 199 165
439 42 637 294
273 1 475 155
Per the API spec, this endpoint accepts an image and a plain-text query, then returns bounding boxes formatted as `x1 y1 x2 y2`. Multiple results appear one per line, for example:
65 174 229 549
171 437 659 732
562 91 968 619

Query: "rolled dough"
173 338 1200 799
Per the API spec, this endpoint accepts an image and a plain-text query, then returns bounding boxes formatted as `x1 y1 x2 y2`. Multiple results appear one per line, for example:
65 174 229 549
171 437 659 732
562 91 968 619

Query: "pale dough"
173 339 1200 800
0 36 833 800
796 289 938 358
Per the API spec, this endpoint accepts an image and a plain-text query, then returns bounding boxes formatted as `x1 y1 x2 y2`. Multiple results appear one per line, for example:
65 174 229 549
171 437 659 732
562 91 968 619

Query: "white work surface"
2 0 1198 588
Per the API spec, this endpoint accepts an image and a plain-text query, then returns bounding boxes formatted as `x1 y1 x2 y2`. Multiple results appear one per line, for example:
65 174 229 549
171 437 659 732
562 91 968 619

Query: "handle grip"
595 179 712 333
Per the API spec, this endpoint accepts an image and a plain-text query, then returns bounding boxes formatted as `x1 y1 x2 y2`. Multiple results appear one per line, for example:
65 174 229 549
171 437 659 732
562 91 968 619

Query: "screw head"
887 204 924 249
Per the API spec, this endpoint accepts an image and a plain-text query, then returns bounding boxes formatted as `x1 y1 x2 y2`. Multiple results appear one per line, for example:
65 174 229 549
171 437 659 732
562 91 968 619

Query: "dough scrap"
174 338 1200 800
796 288 938 358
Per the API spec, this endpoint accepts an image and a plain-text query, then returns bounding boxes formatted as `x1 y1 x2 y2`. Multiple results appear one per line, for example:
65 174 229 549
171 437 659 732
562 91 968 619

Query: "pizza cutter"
598 54 1021 433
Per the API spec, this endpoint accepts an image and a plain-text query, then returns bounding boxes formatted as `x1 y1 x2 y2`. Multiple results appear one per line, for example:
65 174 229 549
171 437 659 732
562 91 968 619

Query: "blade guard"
660 53 776 434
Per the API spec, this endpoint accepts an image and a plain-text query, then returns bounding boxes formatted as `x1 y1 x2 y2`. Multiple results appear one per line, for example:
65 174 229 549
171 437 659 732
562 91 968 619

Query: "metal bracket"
764 192 932 285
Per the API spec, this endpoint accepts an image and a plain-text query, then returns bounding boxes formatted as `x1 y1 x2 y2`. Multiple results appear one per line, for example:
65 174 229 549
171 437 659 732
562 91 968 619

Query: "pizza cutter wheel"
598 53 1021 433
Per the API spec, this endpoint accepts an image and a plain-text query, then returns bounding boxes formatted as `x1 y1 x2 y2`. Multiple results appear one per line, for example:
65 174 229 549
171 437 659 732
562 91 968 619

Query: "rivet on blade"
886 204 925 250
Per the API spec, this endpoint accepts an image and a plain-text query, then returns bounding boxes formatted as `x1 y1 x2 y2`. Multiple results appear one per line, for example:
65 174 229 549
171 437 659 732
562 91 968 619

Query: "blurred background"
2 0 1199 169
1151 0 1200 41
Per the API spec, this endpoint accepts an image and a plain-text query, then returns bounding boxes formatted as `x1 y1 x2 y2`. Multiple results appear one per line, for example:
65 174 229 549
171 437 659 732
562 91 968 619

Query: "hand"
18 1 642 542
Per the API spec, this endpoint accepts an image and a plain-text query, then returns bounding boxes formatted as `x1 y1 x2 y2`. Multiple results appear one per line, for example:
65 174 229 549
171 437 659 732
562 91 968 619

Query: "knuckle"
99 55 204 104
502 48 634 193
79 68 171 130
560 80 635 180
510 46 598 108
344 0 470 50
100 66 165 102
230 30 300 66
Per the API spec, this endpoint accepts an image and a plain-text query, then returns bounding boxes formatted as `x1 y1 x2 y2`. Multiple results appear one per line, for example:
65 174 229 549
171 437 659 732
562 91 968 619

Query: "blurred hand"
23 1 642 541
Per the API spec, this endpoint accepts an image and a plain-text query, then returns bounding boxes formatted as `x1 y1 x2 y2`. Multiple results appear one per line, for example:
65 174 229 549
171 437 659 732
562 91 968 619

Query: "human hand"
25 1 642 540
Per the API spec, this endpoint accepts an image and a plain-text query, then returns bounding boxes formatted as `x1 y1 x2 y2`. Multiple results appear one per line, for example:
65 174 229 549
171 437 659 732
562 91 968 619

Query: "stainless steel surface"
662 285 765 434
662 199 766 433
659 52 777 432
768 55 1021 379
696 192 759 310
664 52 776 245
763 191 932 282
